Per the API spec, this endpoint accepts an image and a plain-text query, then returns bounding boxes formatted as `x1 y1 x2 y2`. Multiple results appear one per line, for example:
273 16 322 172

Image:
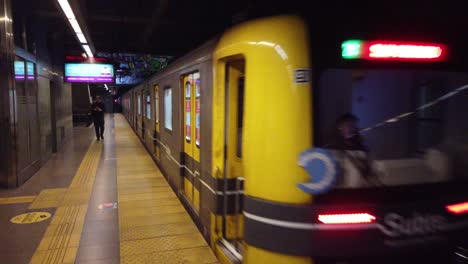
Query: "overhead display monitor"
15 61 35 80
64 63 114 83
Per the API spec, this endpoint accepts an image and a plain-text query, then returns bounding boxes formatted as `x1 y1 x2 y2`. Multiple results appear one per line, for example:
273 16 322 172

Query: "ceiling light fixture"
76 33 87 44
82 45 94 58
57 0 93 56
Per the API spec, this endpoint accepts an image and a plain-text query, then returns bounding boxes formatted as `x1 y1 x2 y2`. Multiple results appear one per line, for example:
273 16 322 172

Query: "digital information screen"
15 61 35 80
64 63 114 83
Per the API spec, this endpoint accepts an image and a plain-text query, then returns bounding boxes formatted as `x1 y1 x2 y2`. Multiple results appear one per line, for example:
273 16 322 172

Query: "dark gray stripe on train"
204 187 244 215
243 195 316 256
244 214 313 256
202 171 244 192
180 170 244 215
244 196 313 223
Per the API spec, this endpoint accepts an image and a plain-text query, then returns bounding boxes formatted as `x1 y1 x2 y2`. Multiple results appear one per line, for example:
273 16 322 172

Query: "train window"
145 92 151 119
137 95 141 115
164 87 173 131
155 86 159 123
185 81 191 142
317 69 468 189
195 75 201 147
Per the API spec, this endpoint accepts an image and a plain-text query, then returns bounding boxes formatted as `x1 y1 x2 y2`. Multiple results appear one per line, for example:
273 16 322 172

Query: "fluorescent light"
69 18 82 33
82 45 93 58
104 84 109 90
76 33 87 43
57 0 75 19
58 0 93 57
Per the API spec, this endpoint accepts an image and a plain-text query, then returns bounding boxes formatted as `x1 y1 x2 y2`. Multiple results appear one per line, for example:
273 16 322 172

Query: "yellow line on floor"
0 195 36 204
114 115 218 264
30 141 102 264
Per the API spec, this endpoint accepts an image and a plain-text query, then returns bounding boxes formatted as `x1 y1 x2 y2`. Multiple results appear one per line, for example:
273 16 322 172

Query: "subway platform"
0 114 218 264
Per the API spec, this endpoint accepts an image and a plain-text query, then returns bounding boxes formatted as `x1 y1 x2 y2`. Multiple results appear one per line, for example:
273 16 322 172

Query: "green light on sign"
342 40 363 59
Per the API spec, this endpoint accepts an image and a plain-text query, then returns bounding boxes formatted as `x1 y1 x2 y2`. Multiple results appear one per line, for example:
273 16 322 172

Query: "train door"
136 91 142 136
182 72 201 212
221 58 244 251
154 84 160 161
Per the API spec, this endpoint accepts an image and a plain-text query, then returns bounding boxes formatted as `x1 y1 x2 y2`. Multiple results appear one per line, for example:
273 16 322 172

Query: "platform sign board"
14 61 25 80
14 61 35 80
64 63 114 83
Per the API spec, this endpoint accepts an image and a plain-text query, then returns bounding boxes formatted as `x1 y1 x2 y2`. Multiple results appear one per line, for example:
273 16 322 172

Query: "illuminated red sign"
65 56 108 63
342 40 447 61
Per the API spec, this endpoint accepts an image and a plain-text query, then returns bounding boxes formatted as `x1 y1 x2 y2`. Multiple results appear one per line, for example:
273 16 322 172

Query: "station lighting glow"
76 33 87 44
446 201 468 215
82 45 94 58
318 213 376 224
342 40 446 61
57 0 93 56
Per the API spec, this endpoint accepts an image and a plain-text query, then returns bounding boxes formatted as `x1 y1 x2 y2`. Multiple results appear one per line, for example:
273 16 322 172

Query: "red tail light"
446 202 468 214
318 213 376 224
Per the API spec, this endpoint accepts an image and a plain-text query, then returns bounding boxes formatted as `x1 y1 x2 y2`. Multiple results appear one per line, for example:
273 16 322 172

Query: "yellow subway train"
122 15 468 264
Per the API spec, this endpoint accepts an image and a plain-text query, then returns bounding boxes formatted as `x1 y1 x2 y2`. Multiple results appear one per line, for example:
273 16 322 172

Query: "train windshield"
316 69 468 189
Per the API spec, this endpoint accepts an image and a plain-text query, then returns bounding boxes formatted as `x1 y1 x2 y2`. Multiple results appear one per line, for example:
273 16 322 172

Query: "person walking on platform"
90 96 105 141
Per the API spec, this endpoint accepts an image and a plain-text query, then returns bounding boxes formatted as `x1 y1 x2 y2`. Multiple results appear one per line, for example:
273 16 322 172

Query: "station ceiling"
18 0 468 96
30 0 467 57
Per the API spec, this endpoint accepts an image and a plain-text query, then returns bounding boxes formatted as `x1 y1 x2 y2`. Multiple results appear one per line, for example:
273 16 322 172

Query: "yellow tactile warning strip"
0 195 36 204
29 143 102 210
29 142 102 264
30 206 87 264
115 115 218 264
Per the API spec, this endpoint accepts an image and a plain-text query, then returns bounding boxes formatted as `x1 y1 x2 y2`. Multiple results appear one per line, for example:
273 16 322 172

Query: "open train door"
211 55 246 262
212 16 313 264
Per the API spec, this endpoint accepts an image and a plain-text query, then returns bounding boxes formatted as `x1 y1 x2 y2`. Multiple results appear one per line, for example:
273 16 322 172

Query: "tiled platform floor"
0 114 218 264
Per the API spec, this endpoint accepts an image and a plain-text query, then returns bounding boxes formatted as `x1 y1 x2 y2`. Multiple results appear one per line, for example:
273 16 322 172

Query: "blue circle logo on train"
297 148 339 194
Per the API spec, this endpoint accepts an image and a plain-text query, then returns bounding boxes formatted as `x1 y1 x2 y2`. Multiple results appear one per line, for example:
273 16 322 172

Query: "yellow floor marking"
10 212 51 224
0 195 36 204
120 222 199 241
30 140 102 264
121 247 219 264
114 115 218 263
119 204 186 217
118 198 182 209
118 186 173 195
120 233 208 256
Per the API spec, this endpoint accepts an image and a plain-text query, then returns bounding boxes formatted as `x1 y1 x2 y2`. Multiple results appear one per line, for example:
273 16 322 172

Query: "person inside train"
329 113 367 152
90 96 105 141
325 113 382 187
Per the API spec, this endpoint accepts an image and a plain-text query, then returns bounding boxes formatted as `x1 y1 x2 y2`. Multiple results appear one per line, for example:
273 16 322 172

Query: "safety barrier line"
30 141 103 264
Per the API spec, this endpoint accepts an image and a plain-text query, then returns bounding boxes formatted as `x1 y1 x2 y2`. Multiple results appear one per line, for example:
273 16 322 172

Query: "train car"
122 14 468 264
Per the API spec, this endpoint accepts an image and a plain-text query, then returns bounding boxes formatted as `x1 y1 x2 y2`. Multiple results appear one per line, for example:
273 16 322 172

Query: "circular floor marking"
10 212 51 224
